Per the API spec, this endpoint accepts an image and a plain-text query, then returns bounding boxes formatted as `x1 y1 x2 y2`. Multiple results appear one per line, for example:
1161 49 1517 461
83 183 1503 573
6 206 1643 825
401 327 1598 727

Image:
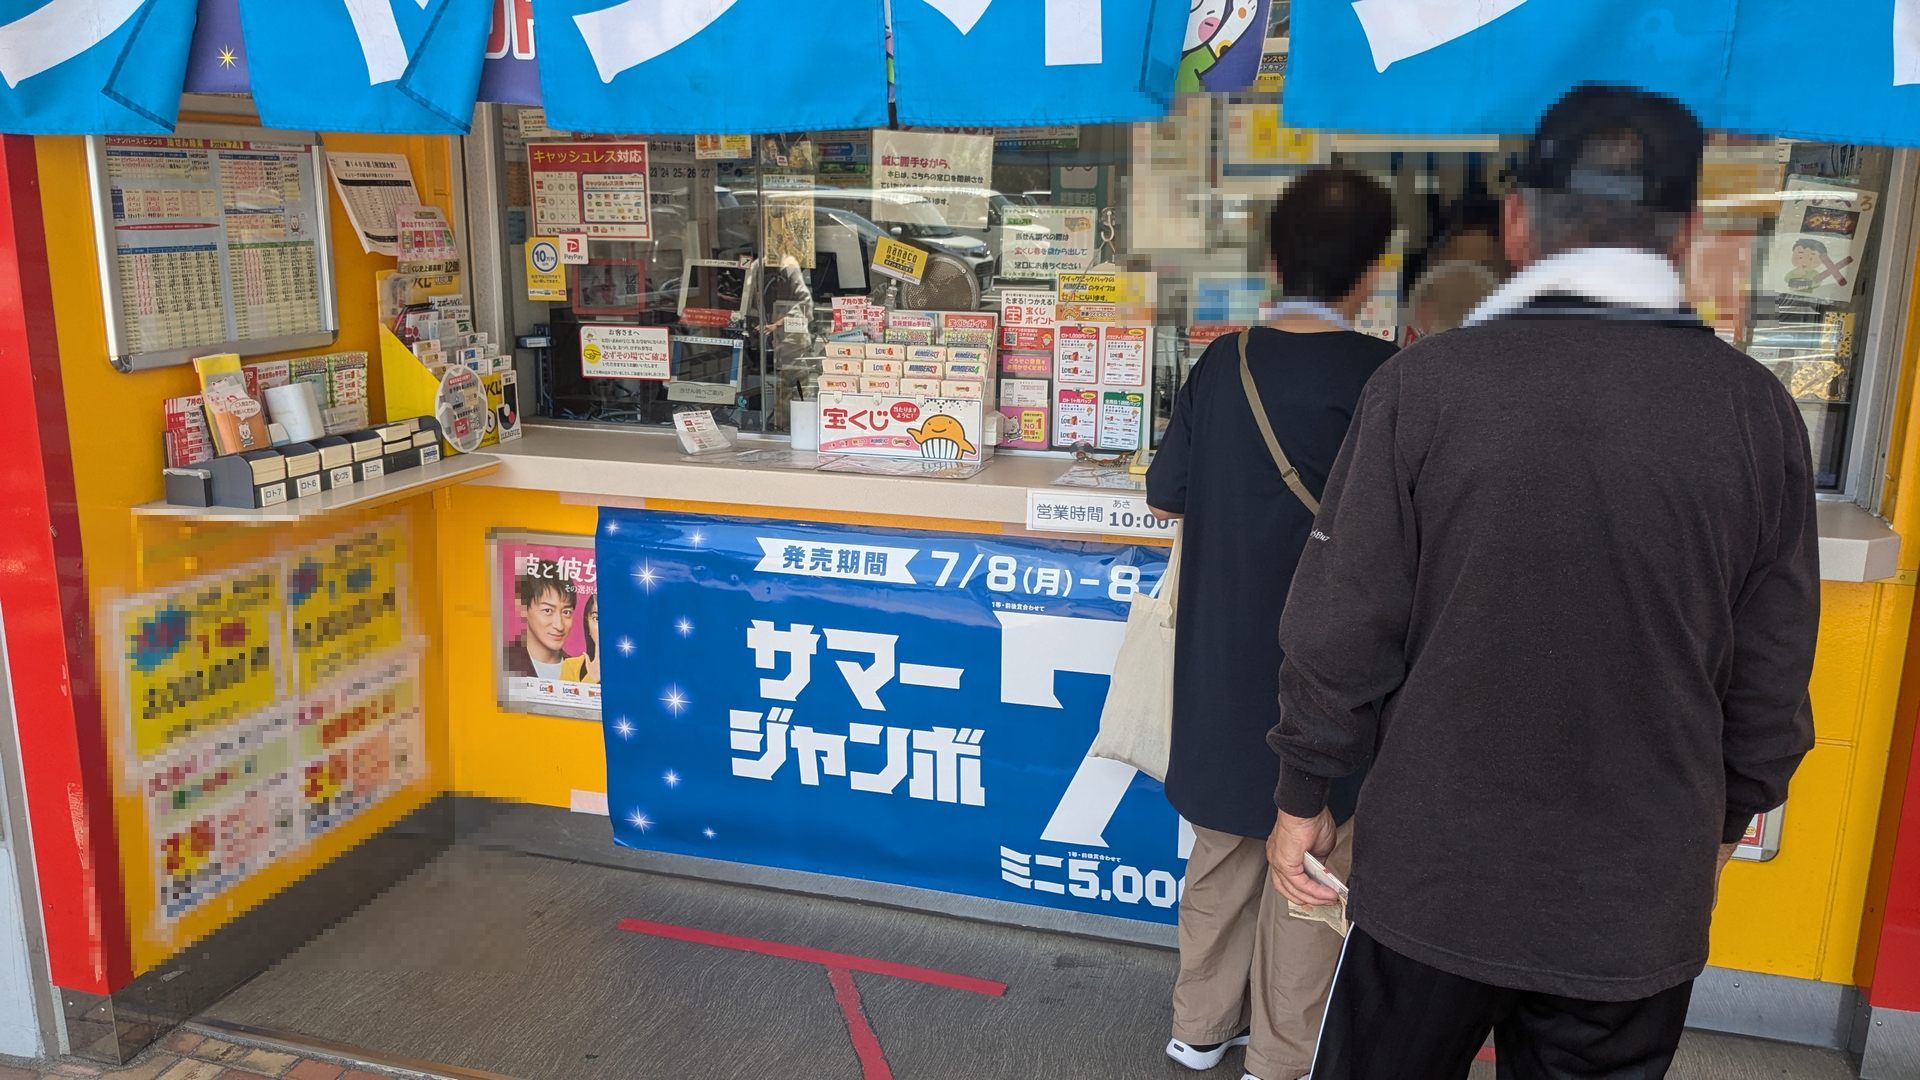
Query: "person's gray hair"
1520 187 1689 257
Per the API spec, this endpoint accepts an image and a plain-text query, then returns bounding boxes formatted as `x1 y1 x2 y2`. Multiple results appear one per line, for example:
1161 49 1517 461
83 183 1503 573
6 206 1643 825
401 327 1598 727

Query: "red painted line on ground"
617 917 1009 997
827 967 893 1080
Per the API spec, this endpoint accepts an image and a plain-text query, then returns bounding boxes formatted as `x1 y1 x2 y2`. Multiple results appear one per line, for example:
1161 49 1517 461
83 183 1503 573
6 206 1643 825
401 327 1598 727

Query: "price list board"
89 124 338 371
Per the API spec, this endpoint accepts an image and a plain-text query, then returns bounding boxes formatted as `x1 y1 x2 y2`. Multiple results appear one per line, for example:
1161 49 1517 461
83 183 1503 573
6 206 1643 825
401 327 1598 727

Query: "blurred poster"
495 533 601 719
1130 96 1210 250
1686 231 1756 344
1762 177 1878 306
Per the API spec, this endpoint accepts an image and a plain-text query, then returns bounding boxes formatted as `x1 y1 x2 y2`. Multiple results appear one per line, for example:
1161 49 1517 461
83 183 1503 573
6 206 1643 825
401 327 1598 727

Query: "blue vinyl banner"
237 0 493 133
0 0 197 134
536 0 889 135
598 510 1185 925
1287 0 1738 137
893 0 1186 126
1290 0 1920 147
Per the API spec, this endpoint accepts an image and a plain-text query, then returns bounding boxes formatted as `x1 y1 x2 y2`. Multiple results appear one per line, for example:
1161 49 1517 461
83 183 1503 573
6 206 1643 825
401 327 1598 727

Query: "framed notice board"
86 122 340 372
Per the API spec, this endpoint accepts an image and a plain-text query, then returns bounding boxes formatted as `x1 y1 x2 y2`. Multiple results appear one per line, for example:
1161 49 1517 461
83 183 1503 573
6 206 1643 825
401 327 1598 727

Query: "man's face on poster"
519 584 575 656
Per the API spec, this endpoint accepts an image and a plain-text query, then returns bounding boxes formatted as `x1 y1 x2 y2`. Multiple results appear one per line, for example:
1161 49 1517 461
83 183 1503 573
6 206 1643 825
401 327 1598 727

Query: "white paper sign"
327 153 421 256
581 324 671 381
1026 491 1179 538
874 130 994 229
674 409 732 454
1763 177 1879 306
998 207 1097 281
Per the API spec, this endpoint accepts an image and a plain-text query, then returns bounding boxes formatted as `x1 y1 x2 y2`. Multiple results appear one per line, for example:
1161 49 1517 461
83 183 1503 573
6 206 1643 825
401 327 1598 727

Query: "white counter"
479 426 1904 583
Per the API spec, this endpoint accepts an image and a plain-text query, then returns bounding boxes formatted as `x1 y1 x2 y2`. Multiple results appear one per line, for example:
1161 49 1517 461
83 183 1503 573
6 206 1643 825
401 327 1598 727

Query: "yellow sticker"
525 237 568 302
871 236 929 284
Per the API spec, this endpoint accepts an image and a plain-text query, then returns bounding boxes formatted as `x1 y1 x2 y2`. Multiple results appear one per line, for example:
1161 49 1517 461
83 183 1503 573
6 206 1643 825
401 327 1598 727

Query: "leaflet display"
88 123 338 372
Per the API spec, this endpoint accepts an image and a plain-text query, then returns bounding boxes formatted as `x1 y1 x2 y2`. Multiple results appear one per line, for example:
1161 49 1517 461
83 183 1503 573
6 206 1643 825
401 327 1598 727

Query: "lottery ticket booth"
0 2 1916 1077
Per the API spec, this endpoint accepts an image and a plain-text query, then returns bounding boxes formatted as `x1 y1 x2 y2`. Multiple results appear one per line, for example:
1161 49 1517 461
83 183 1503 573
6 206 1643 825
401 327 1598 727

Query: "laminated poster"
1056 325 1101 384
999 405 1050 450
1056 388 1099 446
581 325 671 381
1762 177 1878 306
1099 391 1145 452
1101 324 1149 386
496 536 600 719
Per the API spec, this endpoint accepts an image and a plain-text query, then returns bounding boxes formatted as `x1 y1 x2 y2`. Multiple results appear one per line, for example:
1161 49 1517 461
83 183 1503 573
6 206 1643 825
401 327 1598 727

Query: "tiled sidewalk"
0 1030 439 1080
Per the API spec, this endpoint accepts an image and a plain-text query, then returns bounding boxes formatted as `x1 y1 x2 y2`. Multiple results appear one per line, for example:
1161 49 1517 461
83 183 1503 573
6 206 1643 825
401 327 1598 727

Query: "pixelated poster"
494 533 600 719
598 511 1185 925
111 520 424 927
115 562 283 761
286 526 408 695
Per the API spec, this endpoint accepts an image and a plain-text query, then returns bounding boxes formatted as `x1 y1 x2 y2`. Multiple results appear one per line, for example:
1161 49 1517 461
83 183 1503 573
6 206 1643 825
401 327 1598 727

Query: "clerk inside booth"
3 0 1920 1071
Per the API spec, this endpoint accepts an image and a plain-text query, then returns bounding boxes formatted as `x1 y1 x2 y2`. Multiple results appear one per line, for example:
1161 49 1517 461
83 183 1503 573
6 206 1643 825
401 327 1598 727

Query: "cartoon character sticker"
909 414 978 461
1178 0 1269 92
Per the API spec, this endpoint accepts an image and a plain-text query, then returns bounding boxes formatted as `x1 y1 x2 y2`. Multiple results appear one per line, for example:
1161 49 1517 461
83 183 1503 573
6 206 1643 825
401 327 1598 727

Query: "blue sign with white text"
0 0 197 134
536 0 889 135
893 0 1187 126
238 0 493 133
598 510 1184 925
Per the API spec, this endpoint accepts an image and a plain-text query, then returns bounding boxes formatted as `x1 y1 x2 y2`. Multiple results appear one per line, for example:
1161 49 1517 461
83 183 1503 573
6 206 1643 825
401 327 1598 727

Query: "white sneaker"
1166 1028 1251 1070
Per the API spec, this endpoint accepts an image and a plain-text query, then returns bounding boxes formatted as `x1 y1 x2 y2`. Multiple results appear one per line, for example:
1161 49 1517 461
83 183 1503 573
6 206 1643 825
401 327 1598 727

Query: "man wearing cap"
1265 84 1818 1077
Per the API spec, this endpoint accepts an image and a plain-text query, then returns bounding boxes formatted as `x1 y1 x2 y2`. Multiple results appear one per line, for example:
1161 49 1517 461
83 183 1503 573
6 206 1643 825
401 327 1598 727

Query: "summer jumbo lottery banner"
597 510 1186 924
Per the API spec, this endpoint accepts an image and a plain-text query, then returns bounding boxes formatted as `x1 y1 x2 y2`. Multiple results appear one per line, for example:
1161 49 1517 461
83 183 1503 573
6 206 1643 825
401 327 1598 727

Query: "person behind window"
1146 167 1398 1080
1267 85 1816 1078
503 562 577 681
560 593 601 685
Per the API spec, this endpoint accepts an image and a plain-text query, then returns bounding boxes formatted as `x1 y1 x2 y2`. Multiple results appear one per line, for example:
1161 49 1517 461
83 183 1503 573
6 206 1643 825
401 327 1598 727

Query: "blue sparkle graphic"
605 520 621 535
689 529 707 547
633 562 660 591
703 828 717 840
613 717 635 739
617 637 636 658
661 686 689 715
628 810 654 832
674 617 694 638
663 769 681 789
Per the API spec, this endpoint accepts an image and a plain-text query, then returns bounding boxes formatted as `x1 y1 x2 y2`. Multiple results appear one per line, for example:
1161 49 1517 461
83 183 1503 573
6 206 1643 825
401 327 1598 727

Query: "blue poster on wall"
597 510 1184 925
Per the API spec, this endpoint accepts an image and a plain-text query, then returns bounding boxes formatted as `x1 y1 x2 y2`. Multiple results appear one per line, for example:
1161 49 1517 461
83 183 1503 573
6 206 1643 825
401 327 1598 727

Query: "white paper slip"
674 409 733 454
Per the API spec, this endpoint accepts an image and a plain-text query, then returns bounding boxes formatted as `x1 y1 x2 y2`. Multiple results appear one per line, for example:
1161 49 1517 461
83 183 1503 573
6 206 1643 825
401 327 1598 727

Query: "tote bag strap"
1238 329 1321 515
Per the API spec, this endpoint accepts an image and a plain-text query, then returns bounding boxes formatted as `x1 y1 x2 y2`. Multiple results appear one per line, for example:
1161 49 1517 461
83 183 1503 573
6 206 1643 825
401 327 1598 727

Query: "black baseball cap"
1515 84 1704 214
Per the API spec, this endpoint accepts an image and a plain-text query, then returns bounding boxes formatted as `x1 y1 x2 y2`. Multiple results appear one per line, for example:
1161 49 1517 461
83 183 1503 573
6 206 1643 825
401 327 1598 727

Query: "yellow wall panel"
36 130 461 975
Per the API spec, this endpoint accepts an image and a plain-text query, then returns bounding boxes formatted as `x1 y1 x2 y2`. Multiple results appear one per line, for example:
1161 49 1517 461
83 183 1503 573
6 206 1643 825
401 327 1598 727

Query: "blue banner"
537 0 888 135
893 0 1186 126
598 510 1184 925
237 0 492 134
0 0 196 134
1288 0 1737 137
1290 0 1920 147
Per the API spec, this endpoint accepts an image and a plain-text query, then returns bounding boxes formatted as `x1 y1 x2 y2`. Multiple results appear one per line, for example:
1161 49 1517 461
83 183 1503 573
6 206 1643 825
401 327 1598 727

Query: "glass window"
473 98 1905 490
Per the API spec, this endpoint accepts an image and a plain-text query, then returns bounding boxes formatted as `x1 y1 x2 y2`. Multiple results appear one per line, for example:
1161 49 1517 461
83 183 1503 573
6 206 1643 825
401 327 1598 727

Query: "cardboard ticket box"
825 342 866 359
865 343 907 362
824 358 862 375
907 346 948 366
860 377 900 394
344 430 388 482
278 443 325 501
944 360 990 380
902 378 943 396
862 359 902 377
817 393 995 463
818 375 861 393
902 361 945 379
940 380 984 399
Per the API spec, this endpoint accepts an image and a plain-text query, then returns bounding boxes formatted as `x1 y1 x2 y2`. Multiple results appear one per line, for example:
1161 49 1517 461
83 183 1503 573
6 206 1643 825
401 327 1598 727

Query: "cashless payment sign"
597 511 1186 924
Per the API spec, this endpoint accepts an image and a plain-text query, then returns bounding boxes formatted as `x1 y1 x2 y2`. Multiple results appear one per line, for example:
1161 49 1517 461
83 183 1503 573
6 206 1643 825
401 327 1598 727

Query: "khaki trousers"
1172 820 1354 1080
